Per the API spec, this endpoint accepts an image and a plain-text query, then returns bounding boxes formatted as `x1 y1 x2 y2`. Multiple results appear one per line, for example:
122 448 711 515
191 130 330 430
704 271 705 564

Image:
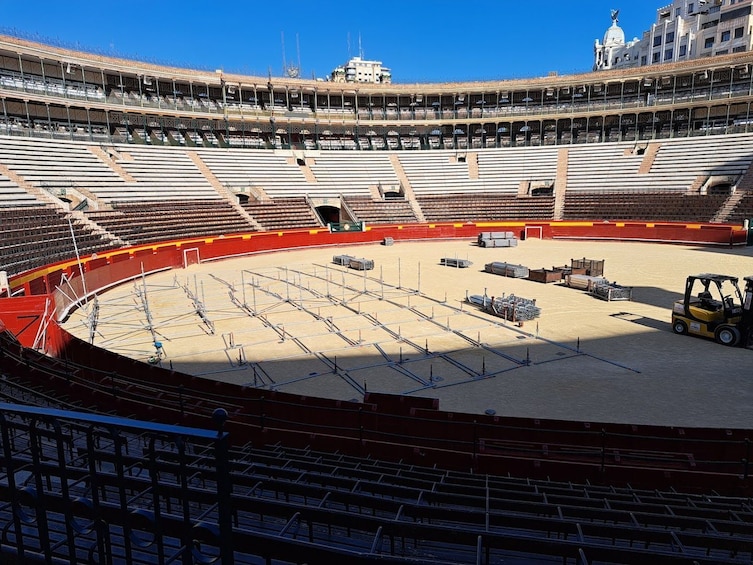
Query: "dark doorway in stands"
316 205 340 225
708 183 733 196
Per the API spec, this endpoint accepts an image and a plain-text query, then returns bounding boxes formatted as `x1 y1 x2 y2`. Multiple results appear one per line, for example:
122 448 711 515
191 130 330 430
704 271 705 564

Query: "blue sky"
1 0 662 83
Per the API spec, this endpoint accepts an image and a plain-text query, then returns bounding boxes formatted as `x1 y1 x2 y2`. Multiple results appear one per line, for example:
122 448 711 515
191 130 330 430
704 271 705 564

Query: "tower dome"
603 10 625 46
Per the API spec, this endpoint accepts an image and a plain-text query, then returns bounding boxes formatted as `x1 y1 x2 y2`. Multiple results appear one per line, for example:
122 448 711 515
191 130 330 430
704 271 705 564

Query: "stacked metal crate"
571 257 605 277
591 281 633 301
349 258 375 270
564 274 608 291
469 293 541 321
333 254 375 271
440 257 473 268
485 261 530 278
478 231 518 248
333 254 355 266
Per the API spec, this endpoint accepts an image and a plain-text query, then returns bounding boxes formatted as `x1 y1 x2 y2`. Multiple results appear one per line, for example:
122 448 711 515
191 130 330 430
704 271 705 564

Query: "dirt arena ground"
62 238 753 428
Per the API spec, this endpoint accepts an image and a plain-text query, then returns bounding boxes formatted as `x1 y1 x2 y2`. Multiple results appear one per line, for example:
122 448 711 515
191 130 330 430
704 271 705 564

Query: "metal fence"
0 403 233 565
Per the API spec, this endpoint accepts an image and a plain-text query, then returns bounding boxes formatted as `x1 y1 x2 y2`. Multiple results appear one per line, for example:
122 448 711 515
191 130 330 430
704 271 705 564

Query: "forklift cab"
687 276 741 321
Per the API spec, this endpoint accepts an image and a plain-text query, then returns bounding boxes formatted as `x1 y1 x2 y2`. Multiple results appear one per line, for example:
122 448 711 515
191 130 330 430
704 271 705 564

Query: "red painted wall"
0 294 65 354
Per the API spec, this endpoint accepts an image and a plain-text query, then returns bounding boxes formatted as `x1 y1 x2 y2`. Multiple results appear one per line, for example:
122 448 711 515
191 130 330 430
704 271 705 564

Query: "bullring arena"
61 238 753 427
3 20 753 564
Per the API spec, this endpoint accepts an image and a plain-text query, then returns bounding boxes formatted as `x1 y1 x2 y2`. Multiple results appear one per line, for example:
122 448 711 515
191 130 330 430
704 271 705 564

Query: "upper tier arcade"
2 34 753 149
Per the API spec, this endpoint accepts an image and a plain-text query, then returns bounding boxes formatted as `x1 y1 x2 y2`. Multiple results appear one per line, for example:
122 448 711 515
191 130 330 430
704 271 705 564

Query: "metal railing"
0 402 234 565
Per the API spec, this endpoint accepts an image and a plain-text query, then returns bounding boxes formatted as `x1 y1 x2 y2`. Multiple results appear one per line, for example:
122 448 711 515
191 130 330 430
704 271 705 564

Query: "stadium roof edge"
2 33 753 92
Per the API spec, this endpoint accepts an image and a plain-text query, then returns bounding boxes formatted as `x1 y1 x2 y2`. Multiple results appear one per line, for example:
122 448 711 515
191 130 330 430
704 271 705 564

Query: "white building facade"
594 0 753 71
331 56 391 84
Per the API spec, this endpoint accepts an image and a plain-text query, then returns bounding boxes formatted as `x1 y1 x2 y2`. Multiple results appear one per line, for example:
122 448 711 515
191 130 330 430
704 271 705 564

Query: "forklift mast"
742 276 753 331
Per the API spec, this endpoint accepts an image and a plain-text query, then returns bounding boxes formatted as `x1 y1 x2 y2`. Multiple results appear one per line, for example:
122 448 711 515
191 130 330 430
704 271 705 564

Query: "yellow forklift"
672 273 753 346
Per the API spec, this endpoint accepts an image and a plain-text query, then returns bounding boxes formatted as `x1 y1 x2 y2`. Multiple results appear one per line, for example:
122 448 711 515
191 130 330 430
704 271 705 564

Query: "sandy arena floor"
62 238 753 428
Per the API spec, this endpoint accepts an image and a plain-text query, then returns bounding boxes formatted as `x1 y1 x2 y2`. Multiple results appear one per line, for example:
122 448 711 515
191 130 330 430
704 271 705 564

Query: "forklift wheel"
672 320 688 335
714 325 741 347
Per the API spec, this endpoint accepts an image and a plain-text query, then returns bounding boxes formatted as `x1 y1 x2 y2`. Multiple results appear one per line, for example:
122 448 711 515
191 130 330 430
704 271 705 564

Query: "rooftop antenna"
296 33 302 77
347 32 351 59
358 32 363 58
281 31 301 78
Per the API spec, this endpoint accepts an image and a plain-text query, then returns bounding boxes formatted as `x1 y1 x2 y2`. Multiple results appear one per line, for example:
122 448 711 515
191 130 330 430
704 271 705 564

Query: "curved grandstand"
2 29 753 564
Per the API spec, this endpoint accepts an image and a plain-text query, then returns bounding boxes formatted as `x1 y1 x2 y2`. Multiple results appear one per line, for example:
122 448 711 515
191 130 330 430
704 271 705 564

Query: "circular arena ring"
2 220 753 495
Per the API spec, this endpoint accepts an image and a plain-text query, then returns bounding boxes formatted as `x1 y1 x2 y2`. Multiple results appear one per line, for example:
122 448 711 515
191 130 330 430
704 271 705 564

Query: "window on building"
722 30 731 42
666 31 675 43
653 52 661 62
675 7 681 16
665 48 674 60
733 45 747 52
735 26 744 38
653 35 662 47
689 3 694 13
641 55 648 65
705 37 715 48
679 44 688 57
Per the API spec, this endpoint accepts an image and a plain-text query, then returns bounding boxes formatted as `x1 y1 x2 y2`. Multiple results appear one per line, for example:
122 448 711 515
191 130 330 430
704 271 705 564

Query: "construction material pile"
564 274 608 291
333 254 354 266
332 254 375 270
564 273 632 301
528 266 570 283
478 231 518 248
440 257 473 268
468 293 541 322
349 258 375 271
591 281 633 301
485 262 530 278
571 257 605 277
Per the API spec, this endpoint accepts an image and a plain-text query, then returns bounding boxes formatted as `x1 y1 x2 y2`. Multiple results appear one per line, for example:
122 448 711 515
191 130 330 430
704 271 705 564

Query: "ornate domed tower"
594 9 639 71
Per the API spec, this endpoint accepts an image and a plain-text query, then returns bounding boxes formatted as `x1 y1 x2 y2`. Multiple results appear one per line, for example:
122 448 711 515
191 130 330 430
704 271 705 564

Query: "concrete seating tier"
343 195 418 224
86 200 256 245
565 142 646 192
0 137 228 205
728 193 753 224
416 193 555 222
398 152 486 194
565 137 753 194
2 135 753 236
0 136 126 201
194 148 311 198
308 154 400 197
562 192 729 222
0 172 42 206
647 135 753 191
0 206 115 275
476 146 559 194
103 144 221 202
242 197 322 230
